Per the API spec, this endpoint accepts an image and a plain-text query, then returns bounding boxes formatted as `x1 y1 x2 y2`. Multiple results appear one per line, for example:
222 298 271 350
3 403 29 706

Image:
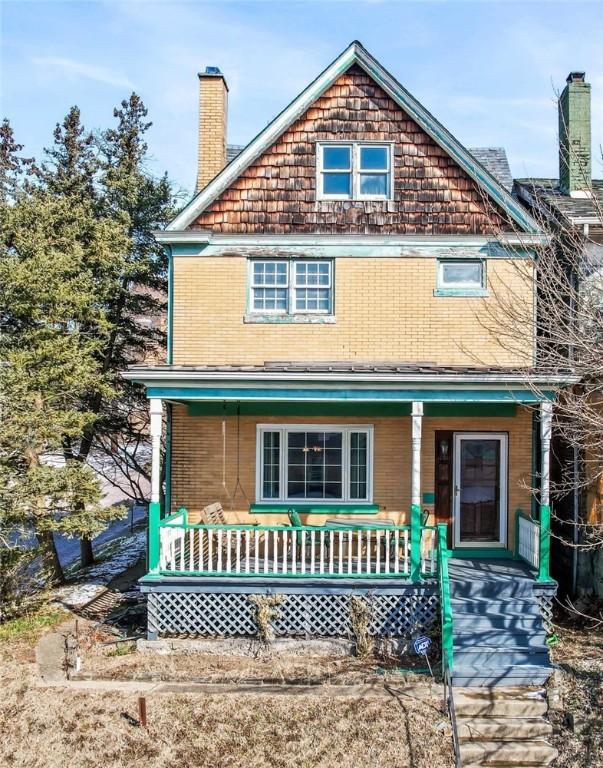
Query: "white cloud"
33 56 134 90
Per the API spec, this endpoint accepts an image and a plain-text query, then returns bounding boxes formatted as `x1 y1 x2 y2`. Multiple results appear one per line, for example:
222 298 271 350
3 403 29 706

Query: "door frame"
452 432 508 549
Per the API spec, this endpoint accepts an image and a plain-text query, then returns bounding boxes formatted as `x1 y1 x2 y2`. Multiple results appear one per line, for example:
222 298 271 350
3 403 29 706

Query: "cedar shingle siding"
194 65 513 234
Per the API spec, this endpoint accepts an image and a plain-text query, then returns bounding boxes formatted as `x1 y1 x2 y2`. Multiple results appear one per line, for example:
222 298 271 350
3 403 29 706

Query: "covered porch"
123 364 560 645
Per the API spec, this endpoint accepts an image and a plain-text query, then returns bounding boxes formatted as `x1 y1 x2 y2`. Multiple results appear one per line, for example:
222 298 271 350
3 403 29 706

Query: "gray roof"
468 148 513 191
514 178 603 222
227 143 513 191
226 144 245 163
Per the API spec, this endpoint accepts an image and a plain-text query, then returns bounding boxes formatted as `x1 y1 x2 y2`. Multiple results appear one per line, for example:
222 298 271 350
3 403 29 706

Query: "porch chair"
199 502 268 572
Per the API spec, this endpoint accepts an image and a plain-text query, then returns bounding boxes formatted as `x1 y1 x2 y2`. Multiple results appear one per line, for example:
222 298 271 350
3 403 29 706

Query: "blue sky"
2 0 602 197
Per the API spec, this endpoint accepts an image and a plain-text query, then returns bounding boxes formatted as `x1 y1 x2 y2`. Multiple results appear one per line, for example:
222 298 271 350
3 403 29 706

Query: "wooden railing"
156 512 438 579
516 510 540 571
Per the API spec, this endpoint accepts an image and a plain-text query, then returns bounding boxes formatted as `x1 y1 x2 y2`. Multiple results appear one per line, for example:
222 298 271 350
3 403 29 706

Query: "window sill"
250 503 379 515
433 288 489 298
244 314 336 324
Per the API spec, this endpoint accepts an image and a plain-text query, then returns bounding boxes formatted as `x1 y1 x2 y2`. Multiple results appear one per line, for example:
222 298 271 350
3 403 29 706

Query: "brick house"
125 42 574 686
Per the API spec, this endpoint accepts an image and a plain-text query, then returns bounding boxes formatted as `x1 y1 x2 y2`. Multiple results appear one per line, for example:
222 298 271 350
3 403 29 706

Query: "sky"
2 0 602 198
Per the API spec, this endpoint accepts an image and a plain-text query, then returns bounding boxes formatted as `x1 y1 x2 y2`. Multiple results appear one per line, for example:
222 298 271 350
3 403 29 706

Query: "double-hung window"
318 142 392 200
250 260 333 315
435 259 487 296
257 425 373 503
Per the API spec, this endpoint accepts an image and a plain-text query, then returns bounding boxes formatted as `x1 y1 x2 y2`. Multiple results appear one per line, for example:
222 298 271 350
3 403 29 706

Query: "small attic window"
317 142 392 200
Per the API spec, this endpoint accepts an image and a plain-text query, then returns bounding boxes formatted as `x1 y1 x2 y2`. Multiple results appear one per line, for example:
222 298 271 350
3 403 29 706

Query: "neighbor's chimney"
559 71 591 197
197 66 228 192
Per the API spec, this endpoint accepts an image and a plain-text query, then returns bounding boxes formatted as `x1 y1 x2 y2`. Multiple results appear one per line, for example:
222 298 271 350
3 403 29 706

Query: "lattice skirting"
146 589 439 639
534 590 555 634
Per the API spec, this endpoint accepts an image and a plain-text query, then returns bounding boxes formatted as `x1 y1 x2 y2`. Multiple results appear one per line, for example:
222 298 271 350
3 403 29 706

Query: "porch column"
410 401 423 581
148 397 163 574
539 400 552 582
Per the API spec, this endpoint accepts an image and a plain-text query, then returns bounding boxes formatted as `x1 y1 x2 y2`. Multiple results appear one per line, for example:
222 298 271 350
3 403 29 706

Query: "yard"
0 606 454 768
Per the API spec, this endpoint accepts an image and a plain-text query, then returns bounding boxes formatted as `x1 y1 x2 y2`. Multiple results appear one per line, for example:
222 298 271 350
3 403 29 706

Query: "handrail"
438 523 460 767
436 523 454 675
160 507 188 526
160 521 413 532
443 650 462 768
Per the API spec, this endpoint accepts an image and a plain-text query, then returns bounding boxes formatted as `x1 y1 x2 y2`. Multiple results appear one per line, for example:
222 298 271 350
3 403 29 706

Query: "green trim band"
148 501 161 573
410 504 422 582
149 386 554 404
187 402 517 418
538 504 551 582
450 548 513 559
250 503 379 515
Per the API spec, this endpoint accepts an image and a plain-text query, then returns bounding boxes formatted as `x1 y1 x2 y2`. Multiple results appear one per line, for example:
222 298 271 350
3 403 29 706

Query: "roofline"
123 367 576 388
154 231 550 247
167 40 542 235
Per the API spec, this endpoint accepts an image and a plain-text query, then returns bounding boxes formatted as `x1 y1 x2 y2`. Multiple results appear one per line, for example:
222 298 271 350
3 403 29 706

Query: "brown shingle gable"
193 65 514 235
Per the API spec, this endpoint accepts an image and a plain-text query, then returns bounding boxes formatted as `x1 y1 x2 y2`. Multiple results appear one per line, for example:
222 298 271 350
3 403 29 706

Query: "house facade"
125 42 572 685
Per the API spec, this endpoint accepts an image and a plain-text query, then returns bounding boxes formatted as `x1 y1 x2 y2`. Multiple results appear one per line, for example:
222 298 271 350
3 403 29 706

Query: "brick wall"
197 73 228 192
172 255 534 367
170 407 533 547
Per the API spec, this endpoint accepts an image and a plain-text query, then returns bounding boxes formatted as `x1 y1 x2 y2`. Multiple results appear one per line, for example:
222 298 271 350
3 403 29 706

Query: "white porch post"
539 400 553 581
148 397 163 574
410 401 423 580
150 397 163 504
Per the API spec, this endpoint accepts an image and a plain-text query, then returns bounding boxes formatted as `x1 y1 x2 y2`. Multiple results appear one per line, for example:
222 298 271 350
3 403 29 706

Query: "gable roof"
168 41 541 234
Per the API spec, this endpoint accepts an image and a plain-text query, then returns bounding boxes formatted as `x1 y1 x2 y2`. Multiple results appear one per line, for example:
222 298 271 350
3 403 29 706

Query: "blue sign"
413 635 432 655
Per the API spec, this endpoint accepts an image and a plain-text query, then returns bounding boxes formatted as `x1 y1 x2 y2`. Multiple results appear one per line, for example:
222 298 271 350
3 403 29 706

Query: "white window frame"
317 142 394 201
437 259 486 291
249 259 333 316
256 424 374 503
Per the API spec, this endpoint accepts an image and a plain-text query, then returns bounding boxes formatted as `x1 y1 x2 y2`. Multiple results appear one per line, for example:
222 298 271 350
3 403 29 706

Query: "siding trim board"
167 41 541 234
146 386 554 403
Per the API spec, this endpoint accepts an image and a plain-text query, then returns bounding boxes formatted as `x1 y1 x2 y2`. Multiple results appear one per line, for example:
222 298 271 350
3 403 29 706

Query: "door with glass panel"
453 433 507 548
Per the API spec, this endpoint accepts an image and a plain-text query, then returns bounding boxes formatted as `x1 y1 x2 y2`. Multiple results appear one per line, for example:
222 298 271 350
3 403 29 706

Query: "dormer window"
317 142 393 200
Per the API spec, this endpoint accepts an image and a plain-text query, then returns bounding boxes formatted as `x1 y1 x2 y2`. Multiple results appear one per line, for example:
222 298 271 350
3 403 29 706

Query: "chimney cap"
566 71 586 83
204 66 222 75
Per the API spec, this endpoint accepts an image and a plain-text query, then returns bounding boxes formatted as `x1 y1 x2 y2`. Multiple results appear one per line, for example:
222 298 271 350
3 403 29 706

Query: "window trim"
256 424 374 504
434 258 488 297
317 141 394 201
248 259 334 316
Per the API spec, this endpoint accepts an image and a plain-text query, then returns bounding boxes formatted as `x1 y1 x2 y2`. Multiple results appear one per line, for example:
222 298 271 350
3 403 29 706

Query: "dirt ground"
0 607 454 768
548 613 603 768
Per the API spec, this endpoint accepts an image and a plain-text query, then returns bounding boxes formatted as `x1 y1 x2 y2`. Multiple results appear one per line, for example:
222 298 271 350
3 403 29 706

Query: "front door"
453 433 507 548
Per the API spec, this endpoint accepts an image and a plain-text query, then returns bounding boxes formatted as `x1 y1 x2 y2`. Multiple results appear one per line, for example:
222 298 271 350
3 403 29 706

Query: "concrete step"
453 630 547 648
459 739 558 766
454 689 548 717
451 597 542 618
457 716 553 741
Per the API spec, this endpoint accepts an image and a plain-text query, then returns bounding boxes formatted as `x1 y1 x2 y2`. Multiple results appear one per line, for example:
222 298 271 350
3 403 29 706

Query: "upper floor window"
435 259 487 297
317 143 393 200
250 260 333 315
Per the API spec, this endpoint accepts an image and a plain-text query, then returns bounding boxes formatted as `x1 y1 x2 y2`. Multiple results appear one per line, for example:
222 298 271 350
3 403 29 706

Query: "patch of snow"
54 530 146 610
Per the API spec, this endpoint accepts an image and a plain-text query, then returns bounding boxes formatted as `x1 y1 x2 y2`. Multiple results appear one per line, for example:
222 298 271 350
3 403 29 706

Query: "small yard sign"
413 635 433 677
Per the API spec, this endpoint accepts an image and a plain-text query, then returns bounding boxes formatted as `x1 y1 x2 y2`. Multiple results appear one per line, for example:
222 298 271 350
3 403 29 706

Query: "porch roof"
124 363 576 404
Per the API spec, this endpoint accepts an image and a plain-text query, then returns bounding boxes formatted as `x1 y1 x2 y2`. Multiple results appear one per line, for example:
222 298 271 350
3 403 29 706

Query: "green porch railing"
437 522 454 676
152 509 439 580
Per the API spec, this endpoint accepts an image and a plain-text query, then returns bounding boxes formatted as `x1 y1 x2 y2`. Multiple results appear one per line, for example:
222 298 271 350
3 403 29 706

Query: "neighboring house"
124 42 574 688
515 72 603 598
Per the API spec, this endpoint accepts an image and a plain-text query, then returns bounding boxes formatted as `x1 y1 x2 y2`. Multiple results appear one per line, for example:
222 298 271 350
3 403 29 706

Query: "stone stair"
449 559 553 687
454 687 558 767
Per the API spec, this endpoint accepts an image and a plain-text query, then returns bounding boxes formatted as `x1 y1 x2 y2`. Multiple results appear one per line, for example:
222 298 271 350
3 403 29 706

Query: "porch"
124 364 559 651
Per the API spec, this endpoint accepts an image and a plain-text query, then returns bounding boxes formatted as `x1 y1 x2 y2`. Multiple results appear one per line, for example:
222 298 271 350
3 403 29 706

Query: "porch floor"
449 558 538 582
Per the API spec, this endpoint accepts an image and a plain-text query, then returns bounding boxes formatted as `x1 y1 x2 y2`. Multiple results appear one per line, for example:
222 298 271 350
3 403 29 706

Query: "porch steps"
449 559 553 688
454 687 558 767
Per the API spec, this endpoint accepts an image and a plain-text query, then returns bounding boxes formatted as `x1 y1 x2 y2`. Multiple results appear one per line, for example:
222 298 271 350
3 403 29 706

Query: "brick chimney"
559 71 591 197
196 66 228 192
